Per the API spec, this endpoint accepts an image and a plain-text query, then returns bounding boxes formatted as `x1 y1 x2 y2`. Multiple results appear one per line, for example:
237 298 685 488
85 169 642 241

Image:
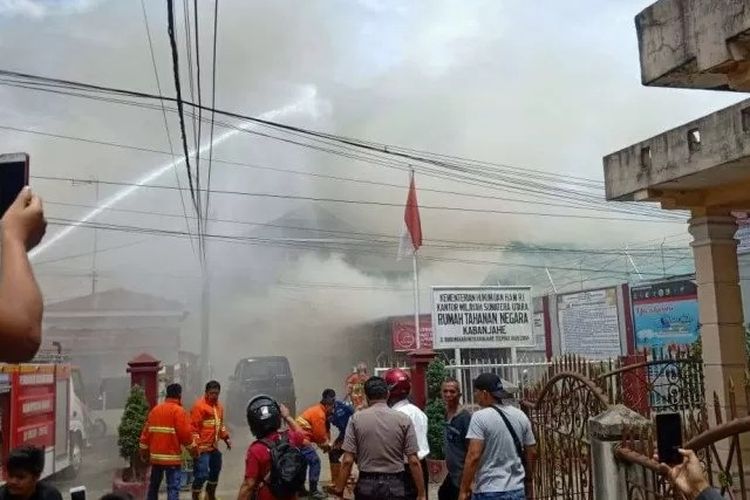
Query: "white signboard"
558 288 622 359
432 286 534 349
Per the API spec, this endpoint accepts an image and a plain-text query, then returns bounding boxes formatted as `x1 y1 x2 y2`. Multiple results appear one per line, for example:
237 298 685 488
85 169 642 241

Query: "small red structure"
127 353 161 409
408 349 437 409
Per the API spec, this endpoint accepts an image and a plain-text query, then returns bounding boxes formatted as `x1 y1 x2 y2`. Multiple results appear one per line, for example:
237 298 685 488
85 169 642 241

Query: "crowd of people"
0 188 728 500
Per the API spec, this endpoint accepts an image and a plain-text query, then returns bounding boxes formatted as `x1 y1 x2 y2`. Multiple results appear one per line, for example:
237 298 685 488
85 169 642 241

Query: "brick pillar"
127 353 161 409
689 208 747 419
408 349 436 409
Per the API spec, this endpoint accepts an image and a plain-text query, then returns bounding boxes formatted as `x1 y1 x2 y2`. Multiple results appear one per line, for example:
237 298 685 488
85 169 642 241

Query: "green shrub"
426 359 448 460
117 385 149 476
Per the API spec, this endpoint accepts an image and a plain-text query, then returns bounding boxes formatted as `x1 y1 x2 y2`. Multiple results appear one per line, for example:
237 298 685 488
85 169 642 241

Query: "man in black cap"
458 373 536 500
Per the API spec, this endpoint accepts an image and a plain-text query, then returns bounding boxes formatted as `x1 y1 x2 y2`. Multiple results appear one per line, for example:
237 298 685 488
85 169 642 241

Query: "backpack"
260 434 308 498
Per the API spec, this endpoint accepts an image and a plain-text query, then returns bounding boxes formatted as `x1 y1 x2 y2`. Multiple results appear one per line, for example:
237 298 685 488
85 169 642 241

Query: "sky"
0 0 744 389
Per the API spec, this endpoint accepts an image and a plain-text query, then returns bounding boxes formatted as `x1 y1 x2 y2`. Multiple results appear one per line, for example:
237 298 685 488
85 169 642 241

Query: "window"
687 128 701 153
640 146 652 170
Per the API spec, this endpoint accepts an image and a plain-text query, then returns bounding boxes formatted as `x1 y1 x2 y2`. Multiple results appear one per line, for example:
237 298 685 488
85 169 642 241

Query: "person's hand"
659 449 710 499
224 437 232 450
1 187 46 251
458 492 471 500
320 442 332 453
280 404 291 419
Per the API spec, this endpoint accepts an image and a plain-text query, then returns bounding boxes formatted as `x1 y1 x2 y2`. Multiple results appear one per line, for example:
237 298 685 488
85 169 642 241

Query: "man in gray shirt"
459 373 536 500
332 377 426 500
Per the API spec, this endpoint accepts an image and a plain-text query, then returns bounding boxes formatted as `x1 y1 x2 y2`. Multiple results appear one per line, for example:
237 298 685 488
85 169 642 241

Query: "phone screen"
70 486 86 500
0 153 29 216
656 412 682 466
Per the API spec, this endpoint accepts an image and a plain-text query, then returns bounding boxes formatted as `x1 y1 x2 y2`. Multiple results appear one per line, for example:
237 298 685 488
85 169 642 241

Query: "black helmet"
246 394 282 438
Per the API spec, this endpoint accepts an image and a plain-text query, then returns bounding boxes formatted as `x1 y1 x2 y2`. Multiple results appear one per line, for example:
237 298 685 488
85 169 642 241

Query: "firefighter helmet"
246 394 282 438
384 368 411 399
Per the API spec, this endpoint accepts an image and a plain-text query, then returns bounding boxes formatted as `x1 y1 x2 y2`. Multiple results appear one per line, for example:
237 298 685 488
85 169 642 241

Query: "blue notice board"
631 279 699 350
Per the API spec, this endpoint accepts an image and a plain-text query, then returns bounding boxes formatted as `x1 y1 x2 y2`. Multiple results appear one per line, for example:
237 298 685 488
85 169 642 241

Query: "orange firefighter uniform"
139 397 197 465
191 395 230 453
296 403 330 446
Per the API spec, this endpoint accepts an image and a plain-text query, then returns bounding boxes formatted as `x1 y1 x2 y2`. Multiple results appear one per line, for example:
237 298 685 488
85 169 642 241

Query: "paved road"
48 433 440 499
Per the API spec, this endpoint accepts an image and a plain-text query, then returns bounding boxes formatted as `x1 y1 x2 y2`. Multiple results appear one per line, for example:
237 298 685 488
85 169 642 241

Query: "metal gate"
523 366 610 499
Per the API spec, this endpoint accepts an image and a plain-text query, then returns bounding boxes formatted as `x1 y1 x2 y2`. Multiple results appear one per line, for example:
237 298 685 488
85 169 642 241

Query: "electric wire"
139 0 196 253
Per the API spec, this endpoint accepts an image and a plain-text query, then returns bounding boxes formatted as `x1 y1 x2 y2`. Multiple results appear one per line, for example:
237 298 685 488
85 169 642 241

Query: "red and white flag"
398 171 422 259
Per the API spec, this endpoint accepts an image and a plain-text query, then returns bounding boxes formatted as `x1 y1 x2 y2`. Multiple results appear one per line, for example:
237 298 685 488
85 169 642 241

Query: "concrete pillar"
589 405 651 500
127 353 161 409
689 208 747 420
408 349 437 409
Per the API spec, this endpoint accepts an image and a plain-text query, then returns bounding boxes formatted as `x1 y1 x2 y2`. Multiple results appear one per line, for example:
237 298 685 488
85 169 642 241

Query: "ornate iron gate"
523 364 610 499
522 351 704 499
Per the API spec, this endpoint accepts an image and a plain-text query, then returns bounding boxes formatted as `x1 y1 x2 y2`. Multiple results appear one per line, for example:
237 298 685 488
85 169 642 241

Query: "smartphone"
656 412 683 466
70 486 86 500
0 153 29 216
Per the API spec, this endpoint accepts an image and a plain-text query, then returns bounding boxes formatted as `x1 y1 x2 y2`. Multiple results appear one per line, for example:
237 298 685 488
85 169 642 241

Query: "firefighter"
296 394 335 498
191 381 231 500
139 383 198 500
384 368 430 500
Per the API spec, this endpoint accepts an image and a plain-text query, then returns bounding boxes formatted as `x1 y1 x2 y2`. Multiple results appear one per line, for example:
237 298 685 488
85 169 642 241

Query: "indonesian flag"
398 171 422 259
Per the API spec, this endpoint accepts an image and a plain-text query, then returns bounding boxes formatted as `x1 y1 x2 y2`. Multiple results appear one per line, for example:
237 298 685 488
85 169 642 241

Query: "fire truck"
0 359 87 481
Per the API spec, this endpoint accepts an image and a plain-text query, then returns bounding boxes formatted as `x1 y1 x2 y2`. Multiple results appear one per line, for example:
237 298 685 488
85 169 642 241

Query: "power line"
43 198 692 257
43 217 676 277
33 175 682 223
165 0 199 212
139 0 196 253
1 120 683 221
204 0 219 228
33 239 150 266
0 75 683 222
191 0 206 263
0 68 681 221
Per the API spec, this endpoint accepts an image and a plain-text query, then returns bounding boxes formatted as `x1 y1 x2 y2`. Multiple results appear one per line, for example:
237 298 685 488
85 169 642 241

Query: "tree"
117 385 150 479
425 358 448 460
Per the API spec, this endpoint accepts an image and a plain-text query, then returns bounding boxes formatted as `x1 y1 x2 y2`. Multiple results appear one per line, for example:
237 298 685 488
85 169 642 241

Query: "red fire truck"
0 361 86 481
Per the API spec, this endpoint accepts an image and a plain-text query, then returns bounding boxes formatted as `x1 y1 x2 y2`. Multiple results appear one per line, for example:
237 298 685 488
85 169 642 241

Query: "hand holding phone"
0 153 45 251
0 153 28 217
1 187 46 251
70 486 86 500
656 413 683 466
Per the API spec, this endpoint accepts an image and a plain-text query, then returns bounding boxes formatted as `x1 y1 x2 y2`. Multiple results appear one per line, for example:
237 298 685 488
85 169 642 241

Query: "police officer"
330 377 426 500
384 368 430 500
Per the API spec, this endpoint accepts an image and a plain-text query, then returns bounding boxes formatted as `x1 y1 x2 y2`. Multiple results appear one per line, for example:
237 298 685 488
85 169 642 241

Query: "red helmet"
384 368 411 399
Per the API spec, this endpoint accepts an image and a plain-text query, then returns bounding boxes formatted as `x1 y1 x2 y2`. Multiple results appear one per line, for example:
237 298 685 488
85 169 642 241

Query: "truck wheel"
61 433 83 479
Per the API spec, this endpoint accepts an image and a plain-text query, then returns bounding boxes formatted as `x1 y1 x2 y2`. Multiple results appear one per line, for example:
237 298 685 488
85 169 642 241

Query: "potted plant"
425 358 449 484
113 385 150 500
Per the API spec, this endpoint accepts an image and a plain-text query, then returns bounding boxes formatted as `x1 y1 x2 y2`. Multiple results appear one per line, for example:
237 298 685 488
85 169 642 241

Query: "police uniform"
341 402 420 500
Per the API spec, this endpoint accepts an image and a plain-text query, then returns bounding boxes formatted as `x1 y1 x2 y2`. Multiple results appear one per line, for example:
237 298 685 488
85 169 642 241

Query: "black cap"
473 373 512 399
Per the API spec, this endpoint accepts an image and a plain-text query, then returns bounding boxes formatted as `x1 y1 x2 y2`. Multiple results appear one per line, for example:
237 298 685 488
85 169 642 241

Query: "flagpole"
413 249 421 350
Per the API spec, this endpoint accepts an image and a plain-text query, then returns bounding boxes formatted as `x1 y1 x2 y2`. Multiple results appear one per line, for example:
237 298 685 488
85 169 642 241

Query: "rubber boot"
206 482 218 500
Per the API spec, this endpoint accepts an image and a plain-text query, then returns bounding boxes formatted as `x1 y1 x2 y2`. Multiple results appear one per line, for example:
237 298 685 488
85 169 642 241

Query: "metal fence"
375 351 549 405
519 348 706 500
617 378 749 500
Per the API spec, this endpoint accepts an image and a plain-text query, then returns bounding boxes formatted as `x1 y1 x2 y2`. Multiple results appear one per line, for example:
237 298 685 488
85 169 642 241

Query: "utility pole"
200 268 211 382
71 177 100 294
91 178 100 294
200 214 211 383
